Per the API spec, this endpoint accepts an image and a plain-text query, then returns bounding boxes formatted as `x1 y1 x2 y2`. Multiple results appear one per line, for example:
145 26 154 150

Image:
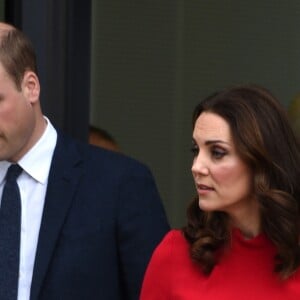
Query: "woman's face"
191 112 257 222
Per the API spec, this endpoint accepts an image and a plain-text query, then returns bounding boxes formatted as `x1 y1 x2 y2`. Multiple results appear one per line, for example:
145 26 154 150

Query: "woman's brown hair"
183 84 300 279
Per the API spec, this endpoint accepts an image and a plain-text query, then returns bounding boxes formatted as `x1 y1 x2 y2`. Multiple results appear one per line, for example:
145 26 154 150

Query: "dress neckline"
231 227 270 248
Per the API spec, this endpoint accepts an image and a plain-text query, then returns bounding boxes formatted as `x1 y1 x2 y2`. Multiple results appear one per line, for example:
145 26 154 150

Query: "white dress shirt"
0 117 57 300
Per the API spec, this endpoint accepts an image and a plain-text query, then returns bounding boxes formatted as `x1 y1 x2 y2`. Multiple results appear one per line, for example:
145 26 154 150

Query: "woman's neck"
228 200 261 239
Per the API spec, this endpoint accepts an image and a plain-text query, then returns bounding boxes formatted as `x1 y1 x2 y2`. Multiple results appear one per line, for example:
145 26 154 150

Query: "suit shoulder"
77 138 152 175
55 131 154 179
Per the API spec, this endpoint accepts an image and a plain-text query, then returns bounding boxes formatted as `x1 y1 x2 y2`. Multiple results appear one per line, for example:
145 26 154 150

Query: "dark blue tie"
0 164 23 300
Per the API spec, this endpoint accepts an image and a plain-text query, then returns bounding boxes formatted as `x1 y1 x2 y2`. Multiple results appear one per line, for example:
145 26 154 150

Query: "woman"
140 84 300 299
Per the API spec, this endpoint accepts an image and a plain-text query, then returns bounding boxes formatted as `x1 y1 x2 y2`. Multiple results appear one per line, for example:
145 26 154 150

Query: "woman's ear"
21 70 40 103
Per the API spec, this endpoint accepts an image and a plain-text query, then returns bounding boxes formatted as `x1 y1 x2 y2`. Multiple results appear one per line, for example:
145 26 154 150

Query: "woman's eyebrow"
205 140 230 146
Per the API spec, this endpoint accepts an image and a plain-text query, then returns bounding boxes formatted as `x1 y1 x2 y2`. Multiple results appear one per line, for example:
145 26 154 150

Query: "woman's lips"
196 184 214 195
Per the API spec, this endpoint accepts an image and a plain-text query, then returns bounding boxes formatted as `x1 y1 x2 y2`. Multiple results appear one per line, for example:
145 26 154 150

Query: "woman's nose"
191 154 209 176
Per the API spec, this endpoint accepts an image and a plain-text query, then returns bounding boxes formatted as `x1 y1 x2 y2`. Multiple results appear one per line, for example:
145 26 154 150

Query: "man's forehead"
0 22 15 31
0 22 15 39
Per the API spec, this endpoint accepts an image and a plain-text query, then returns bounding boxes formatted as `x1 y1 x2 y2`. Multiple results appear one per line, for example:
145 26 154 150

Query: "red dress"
140 229 300 299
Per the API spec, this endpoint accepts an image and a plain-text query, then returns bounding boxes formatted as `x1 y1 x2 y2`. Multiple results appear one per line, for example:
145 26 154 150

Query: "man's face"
0 62 36 162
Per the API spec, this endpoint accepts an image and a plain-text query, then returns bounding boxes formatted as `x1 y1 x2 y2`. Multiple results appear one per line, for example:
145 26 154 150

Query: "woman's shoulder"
152 229 189 259
140 228 201 299
144 229 191 279
161 229 187 246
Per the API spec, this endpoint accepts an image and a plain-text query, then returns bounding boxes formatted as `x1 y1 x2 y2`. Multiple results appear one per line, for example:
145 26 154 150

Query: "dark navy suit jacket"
28 132 170 300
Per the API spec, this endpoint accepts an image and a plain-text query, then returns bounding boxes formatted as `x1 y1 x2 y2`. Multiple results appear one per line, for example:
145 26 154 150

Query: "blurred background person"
89 125 120 152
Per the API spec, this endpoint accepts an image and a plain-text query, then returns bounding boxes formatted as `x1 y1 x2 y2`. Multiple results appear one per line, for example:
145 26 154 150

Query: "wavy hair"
183 84 300 279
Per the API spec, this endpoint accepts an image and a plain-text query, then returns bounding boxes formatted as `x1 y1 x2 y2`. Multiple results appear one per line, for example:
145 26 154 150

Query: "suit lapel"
30 133 84 300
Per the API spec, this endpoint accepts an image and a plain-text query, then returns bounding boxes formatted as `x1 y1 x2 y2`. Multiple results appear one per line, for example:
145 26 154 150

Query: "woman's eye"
211 148 226 159
190 145 199 157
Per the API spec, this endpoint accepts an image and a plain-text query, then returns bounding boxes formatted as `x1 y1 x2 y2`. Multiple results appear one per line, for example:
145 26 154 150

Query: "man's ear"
21 71 40 103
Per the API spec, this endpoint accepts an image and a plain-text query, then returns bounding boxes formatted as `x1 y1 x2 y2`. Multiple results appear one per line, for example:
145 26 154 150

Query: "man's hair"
0 25 37 90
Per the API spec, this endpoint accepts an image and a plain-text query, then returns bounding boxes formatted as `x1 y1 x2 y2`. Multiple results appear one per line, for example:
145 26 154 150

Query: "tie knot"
5 164 23 182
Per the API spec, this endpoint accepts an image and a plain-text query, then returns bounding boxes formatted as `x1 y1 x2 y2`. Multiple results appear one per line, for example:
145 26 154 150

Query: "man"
0 22 169 300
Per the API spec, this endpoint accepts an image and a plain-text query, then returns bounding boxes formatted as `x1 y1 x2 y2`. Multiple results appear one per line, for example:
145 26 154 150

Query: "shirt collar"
0 117 57 185
0 161 11 185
